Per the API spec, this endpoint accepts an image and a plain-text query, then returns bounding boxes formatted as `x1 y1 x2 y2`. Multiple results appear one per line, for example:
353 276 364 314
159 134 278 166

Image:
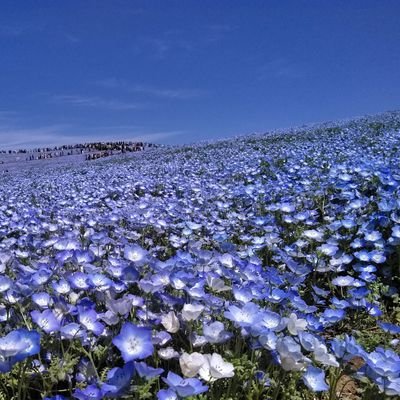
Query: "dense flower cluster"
0 112 400 398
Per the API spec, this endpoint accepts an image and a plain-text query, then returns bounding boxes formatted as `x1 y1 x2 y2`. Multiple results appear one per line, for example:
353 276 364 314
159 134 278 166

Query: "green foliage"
48 353 80 384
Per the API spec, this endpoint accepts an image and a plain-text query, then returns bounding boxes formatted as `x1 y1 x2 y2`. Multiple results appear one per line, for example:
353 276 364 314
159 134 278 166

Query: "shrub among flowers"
0 112 400 398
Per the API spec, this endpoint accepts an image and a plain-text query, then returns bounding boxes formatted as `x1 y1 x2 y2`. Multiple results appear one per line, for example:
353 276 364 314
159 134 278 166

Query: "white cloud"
258 58 307 80
65 33 80 43
97 78 206 99
0 23 44 37
53 95 142 110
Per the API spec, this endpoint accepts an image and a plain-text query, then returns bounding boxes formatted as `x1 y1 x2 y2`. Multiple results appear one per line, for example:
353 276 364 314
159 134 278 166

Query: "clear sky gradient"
1 1 399 148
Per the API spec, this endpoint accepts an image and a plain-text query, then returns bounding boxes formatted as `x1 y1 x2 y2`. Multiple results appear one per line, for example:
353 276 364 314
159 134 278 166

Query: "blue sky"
0 1 399 148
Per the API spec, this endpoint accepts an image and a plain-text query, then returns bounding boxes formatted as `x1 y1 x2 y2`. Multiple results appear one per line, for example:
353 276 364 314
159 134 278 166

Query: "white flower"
68 292 81 305
313 342 339 367
179 352 206 377
286 313 307 335
203 321 232 344
161 311 180 333
206 275 230 292
199 353 234 381
191 333 208 348
182 304 204 321
276 336 310 371
158 347 180 360
303 229 324 241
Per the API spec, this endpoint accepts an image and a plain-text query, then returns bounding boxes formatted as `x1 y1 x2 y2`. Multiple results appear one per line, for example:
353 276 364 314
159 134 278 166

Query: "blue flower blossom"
162 371 208 397
101 362 135 397
112 322 154 361
0 329 40 372
302 366 329 391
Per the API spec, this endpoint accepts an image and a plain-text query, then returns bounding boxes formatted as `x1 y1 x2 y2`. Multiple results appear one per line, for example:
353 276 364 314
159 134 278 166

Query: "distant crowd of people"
0 141 158 163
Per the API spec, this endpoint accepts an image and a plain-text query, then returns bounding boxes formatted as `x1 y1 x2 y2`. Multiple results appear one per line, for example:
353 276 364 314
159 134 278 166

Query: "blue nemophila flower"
232 287 254 303
32 292 52 309
157 389 178 400
224 302 260 327
105 294 138 315
369 250 386 264
364 231 382 242
31 268 52 286
321 309 345 326
366 347 400 378
54 238 80 251
367 302 382 317
0 329 40 372
134 361 164 380
101 361 135 397
139 277 164 294
318 243 339 256
112 322 154 362
378 321 400 335
331 297 350 309
88 274 113 291
60 323 86 340
376 376 400 396
331 275 355 287
265 288 288 303
79 309 105 336
124 244 148 264
302 365 329 392
162 371 208 397
392 225 400 239
330 335 367 362
0 276 13 292
31 309 61 334
299 331 318 352
258 330 278 350
290 296 317 314
74 249 95 264
73 384 102 400
52 279 71 295
312 285 330 298
0 306 8 323
121 265 140 283
100 310 119 326
69 272 91 290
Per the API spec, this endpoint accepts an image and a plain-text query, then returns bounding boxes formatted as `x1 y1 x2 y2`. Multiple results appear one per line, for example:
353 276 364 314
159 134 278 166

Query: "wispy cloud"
133 22 235 59
204 24 236 43
0 123 182 150
0 125 73 149
97 78 206 100
65 33 80 44
53 95 142 110
141 33 194 59
0 23 43 37
0 111 17 122
258 58 308 80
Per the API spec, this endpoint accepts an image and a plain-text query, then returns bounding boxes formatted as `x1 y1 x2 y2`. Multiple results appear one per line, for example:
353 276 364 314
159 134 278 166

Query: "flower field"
1 112 400 399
